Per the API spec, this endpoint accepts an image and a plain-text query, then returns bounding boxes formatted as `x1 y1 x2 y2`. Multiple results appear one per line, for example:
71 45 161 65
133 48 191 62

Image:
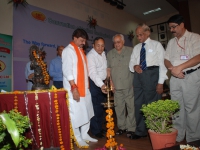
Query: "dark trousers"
133 67 161 136
53 81 63 89
89 78 106 135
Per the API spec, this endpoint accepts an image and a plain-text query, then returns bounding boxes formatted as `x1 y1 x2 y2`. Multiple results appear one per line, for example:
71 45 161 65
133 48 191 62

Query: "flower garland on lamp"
127 30 135 41
95 77 126 150
95 108 125 150
53 89 65 150
8 0 28 8
105 108 117 149
87 16 98 29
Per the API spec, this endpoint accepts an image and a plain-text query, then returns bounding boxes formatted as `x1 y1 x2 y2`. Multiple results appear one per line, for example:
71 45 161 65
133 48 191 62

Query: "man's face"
168 22 183 39
93 39 105 55
74 37 86 48
136 27 149 43
113 35 124 51
57 46 64 57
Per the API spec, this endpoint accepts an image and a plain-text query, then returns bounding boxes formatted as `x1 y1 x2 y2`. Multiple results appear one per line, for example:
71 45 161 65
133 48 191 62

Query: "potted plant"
141 99 179 150
0 109 32 150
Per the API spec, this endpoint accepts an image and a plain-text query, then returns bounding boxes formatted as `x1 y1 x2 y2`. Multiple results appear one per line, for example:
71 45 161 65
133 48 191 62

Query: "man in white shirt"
62 28 97 148
129 23 168 139
87 37 107 138
165 14 200 143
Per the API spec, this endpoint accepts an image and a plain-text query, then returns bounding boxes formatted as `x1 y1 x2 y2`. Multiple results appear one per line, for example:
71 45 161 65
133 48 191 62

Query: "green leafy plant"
141 99 179 134
0 110 32 150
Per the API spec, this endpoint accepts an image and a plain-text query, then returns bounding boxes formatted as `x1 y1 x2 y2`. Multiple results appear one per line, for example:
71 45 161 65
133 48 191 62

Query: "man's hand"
101 84 108 94
134 65 143 74
28 73 34 80
156 84 163 94
72 88 80 102
169 66 185 79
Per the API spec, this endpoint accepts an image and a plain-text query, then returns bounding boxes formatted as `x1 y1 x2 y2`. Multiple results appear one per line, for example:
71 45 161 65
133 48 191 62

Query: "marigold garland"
32 50 50 85
105 108 117 148
13 91 19 112
54 89 65 150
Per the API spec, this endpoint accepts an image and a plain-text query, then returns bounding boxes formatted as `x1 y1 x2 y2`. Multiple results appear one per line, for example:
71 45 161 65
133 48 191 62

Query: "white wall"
0 0 143 46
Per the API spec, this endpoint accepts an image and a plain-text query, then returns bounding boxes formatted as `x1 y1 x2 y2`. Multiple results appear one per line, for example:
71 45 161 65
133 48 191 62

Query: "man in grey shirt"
107 34 136 138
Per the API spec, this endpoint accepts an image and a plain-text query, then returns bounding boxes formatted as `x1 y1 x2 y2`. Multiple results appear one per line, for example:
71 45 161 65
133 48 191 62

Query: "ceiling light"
143 8 161 15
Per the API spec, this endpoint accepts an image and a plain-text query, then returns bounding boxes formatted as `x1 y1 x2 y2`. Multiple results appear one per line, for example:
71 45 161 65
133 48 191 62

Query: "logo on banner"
0 47 10 54
0 60 6 72
31 11 46 22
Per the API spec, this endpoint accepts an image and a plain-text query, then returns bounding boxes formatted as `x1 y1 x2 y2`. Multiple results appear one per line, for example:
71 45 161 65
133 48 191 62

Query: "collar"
144 37 150 45
175 30 189 41
91 48 105 56
114 46 125 54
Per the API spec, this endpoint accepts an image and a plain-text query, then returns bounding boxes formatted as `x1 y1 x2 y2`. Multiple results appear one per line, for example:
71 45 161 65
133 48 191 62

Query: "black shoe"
126 131 135 138
95 133 104 138
116 129 127 135
129 134 147 140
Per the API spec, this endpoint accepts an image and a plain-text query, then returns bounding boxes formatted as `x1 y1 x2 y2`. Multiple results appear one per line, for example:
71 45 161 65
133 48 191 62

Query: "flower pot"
148 128 177 150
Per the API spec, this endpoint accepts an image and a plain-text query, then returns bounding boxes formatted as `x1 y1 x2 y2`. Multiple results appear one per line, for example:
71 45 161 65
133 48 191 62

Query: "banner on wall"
0 34 12 92
13 4 132 90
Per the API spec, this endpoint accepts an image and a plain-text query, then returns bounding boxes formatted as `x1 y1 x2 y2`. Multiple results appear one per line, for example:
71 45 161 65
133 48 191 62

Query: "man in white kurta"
62 28 97 148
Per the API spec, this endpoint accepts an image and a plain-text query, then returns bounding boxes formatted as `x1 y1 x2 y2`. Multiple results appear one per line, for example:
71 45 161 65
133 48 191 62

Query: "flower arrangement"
141 99 179 134
87 16 98 29
32 49 50 85
53 89 65 150
127 30 135 41
8 0 28 8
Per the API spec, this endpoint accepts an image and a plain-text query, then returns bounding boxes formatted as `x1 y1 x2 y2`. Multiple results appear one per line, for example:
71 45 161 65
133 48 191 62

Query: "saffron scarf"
70 41 87 97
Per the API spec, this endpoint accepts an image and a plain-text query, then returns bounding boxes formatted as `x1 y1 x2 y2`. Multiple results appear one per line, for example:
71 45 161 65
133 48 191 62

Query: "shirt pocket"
146 50 157 62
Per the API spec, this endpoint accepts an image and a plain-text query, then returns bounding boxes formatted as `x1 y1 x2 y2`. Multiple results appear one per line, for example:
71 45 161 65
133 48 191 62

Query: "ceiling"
121 0 178 22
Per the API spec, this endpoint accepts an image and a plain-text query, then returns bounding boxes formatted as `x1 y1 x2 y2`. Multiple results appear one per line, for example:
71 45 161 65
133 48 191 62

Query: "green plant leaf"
0 113 20 147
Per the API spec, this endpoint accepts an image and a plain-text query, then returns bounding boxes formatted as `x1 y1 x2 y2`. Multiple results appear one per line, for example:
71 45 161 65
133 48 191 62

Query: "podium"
0 90 70 149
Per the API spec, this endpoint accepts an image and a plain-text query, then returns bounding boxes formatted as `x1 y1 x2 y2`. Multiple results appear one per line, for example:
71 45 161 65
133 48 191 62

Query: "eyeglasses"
168 24 179 30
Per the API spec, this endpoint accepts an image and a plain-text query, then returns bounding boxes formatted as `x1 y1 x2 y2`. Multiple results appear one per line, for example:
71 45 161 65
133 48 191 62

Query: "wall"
189 0 200 34
0 0 142 46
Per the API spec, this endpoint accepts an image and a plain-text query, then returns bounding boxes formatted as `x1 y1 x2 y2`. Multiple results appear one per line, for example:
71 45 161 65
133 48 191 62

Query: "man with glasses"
164 14 200 143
